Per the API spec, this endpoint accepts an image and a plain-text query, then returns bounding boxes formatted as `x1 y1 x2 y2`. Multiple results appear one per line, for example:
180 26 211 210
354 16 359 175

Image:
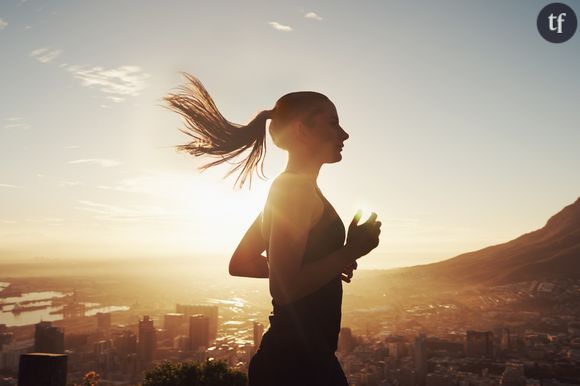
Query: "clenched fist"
345 210 381 260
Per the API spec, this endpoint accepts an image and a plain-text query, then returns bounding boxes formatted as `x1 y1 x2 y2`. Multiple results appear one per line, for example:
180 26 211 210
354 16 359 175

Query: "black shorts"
248 347 349 386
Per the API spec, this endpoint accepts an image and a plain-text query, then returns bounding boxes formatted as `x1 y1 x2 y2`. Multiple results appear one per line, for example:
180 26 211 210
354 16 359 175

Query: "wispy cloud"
0 183 24 188
0 18 8 30
65 65 150 102
96 172 194 198
28 50 148 103
305 12 323 21
3 117 30 130
60 181 82 187
64 145 79 150
74 200 175 222
25 217 64 223
68 159 122 167
268 21 292 32
30 47 62 63
99 177 153 194
106 96 124 103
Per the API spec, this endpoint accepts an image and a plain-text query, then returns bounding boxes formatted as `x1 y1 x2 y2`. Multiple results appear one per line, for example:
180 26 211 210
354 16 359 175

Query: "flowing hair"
164 73 270 189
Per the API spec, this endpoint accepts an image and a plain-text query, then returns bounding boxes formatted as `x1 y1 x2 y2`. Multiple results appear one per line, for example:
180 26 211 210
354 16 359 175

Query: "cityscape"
2 197 580 385
1 198 580 386
1 273 580 385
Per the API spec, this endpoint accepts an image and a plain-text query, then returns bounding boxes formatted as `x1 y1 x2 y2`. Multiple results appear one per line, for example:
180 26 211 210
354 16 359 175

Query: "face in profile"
302 100 350 164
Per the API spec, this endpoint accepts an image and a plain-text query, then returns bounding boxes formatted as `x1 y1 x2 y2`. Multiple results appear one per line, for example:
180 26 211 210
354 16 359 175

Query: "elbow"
228 259 239 277
228 253 243 277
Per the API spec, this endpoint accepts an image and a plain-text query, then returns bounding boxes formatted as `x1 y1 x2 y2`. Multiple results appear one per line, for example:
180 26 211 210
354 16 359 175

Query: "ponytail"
165 73 271 189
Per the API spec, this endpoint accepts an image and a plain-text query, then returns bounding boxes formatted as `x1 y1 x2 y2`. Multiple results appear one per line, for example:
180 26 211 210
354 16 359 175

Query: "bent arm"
267 176 358 305
229 212 269 278
273 240 357 303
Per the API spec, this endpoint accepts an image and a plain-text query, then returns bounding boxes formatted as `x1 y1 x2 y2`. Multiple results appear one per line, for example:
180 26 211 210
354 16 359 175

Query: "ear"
292 120 310 145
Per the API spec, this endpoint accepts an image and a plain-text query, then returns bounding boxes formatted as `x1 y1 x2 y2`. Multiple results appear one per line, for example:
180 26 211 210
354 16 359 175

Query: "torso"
257 173 347 355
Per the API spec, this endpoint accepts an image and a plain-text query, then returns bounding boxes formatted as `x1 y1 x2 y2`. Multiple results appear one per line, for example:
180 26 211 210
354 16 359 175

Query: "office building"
34 321 64 354
18 353 67 386
164 313 186 340
465 330 494 358
113 331 138 356
96 312 111 332
189 314 210 351
138 315 156 364
414 334 427 386
176 304 218 341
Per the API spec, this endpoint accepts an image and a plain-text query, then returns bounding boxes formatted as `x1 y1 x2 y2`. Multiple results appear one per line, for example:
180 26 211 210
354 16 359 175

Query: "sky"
0 0 579 270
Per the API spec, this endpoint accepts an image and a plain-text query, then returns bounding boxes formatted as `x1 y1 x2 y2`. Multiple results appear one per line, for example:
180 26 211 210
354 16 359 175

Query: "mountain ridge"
396 196 580 286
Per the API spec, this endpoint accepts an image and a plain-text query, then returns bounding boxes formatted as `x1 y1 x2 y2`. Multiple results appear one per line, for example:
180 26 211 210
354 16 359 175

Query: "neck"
284 152 322 184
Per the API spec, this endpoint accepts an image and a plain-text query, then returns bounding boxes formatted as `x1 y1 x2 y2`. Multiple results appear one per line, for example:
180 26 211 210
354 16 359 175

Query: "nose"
340 126 349 141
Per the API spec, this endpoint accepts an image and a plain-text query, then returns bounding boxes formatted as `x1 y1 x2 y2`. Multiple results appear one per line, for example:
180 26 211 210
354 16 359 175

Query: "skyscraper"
414 334 428 386
96 312 111 332
176 304 218 341
113 331 138 356
0 323 13 351
189 314 209 351
138 315 156 365
164 313 186 340
18 353 67 386
465 330 494 358
34 321 64 354
112 331 138 379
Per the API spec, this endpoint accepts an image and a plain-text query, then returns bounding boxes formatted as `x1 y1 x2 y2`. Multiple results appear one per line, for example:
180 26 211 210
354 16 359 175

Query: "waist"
270 278 341 323
267 309 341 338
266 282 343 353
260 326 338 357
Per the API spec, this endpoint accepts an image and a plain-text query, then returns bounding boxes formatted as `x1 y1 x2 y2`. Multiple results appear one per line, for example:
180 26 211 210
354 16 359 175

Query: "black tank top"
261 185 346 357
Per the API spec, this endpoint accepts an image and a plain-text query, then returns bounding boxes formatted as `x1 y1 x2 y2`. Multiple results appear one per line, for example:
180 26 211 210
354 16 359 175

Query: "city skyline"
1 0 579 270
2 272 580 384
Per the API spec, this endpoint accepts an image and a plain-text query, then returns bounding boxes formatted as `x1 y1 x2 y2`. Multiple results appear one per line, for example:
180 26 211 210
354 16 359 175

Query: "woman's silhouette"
165 74 381 386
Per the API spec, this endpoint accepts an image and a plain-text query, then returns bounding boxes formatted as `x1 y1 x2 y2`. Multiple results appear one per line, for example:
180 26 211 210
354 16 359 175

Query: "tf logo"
537 3 577 43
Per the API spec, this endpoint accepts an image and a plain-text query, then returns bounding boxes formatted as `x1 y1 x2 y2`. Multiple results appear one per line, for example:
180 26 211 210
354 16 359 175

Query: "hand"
345 210 381 260
341 260 358 283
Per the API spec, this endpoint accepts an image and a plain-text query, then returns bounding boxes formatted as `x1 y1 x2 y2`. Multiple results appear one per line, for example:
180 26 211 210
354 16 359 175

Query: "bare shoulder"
261 173 320 240
269 173 317 203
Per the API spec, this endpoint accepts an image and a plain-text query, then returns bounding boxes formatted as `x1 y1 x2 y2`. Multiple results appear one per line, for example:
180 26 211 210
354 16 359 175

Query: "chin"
321 148 343 164
326 154 342 164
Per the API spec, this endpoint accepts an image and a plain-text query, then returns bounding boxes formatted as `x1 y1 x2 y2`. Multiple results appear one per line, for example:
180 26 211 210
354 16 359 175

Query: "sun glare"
352 202 376 224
